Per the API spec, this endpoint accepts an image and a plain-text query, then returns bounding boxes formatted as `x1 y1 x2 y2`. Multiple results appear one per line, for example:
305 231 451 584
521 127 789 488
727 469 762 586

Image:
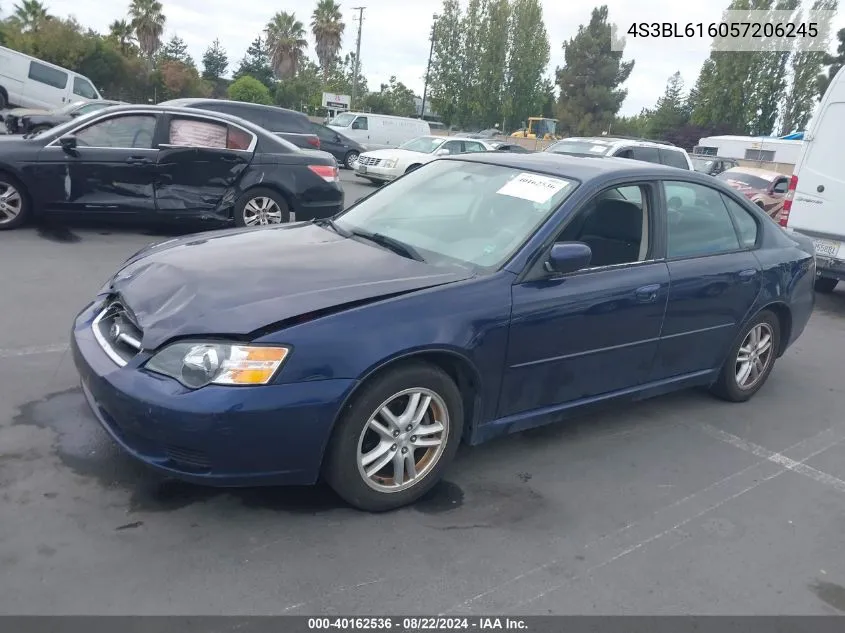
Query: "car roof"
160 98 306 117
448 151 704 181
92 104 280 137
562 136 684 151
725 166 784 181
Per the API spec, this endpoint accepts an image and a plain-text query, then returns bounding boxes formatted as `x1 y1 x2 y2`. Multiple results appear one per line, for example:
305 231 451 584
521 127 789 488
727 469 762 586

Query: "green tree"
506 0 550 131
228 75 272 104
646 72 689 140
816 27 845 97
555 5 631 136
781 0 838 133
612 110 652 137
476 0 510 128
129 0 165 62
107 19 135 54
311 0 344 84
202 38 228 80
157 34 193 68
457 0 485 127
428 0 464 126
12 0 50 32
363 76 416 116
276 58 322 110
233 37 275 88
266 11 308 80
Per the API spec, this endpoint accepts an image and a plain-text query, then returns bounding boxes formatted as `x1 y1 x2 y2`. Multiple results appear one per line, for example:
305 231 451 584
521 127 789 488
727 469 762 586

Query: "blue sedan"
71 153 816 511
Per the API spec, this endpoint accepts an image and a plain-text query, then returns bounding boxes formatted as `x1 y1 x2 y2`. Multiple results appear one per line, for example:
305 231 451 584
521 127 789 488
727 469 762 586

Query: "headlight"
145 341 290 388
382 158 398 168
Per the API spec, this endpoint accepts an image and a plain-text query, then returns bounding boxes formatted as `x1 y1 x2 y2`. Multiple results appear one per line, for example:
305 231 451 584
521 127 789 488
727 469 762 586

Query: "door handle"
635 284 661 303
125 156 152 165
220 155 240 163
738 269 757 282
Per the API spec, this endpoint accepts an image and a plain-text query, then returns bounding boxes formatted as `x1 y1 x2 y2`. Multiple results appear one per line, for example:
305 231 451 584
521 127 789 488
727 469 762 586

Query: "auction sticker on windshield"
497 172 570 204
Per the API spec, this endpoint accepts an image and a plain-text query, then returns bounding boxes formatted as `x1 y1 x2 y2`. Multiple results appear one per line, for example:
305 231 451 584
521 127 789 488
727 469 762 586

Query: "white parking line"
697 423 845 494
0 343 69 359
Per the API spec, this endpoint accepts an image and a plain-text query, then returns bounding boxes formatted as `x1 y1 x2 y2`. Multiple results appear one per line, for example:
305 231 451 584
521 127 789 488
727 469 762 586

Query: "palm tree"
128 0 166 62
108 19 136 54
13 0 51 32
265 11 307 81
311 0 345 83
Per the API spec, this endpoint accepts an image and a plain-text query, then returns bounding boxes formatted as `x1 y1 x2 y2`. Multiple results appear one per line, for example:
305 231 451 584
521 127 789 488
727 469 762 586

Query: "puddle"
809 580 845 613
35 222 82 243
13 389 349 515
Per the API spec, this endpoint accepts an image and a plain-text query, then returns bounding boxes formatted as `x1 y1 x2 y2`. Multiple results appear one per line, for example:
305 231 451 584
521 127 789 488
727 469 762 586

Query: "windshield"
546 140 611 156
329 113 356 127
717 170 771 190
334 160 577 270
532 119 557 137
398 136 445 153
692 157 715 171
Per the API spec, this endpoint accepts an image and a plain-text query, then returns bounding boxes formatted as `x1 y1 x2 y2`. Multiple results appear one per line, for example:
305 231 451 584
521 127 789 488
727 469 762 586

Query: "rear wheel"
0 172 30 230
233 187 290 227
814 277 838 293
323 362 463 512
343 151 359 169
710 310 780 403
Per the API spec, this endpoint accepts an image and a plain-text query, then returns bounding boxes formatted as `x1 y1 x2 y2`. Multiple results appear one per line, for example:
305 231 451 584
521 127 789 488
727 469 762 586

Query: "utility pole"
351 7 365 110
420 14 438 121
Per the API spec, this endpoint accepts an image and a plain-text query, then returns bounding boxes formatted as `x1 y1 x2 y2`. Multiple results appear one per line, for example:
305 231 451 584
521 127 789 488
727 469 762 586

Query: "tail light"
307 136 321 149
780 174 798 226
308 165 339 183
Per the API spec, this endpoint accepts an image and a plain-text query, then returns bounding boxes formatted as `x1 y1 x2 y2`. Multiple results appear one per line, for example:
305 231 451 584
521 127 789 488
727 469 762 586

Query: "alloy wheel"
735 323 774 390
242 196 283 226
345 152 359 169
356 388 449 493
0 182 22 225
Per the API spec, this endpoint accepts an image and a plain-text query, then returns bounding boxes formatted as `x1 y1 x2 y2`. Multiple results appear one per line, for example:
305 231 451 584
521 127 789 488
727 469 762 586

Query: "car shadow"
31 217 217 243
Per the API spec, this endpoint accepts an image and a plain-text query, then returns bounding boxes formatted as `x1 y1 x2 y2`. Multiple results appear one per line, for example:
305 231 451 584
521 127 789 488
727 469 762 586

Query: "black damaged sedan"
0 105 343 230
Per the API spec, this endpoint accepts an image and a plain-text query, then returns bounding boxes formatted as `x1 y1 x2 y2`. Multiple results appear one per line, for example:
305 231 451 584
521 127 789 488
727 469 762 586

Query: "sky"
12 0 845 116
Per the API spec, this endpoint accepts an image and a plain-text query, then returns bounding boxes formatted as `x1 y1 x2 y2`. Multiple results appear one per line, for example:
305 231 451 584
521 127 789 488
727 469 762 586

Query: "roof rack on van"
602 135 677 147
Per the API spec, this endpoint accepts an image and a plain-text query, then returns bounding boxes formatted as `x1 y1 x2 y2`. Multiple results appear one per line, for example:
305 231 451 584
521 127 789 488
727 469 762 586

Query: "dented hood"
105 222 472 349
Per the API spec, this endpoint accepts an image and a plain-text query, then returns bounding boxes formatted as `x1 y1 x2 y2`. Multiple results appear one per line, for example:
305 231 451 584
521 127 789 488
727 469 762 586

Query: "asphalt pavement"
1 170 845 615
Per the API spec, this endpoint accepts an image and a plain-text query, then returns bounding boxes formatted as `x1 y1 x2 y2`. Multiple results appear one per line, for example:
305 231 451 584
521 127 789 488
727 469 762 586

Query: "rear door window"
659 148 690 169
28 61 68 89
169 117 254 151
632 146 661 164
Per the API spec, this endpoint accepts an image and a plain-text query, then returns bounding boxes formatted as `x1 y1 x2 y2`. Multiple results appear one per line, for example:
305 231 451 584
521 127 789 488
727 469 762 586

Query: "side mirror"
59 135 78 153
545 242 592 275
435 148 450 156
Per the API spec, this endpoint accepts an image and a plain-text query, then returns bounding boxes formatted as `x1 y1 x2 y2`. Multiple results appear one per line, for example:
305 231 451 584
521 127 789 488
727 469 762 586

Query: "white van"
327 112 430 150
0 46 102 111
781 64 845 293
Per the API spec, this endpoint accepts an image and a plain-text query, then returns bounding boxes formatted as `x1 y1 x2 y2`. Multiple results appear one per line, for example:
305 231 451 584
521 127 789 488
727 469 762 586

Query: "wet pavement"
1 173 845 614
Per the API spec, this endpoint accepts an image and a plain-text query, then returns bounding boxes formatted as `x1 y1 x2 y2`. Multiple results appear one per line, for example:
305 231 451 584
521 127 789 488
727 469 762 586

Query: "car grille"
358 155 382 167
164 445 212 472
92 299 143 366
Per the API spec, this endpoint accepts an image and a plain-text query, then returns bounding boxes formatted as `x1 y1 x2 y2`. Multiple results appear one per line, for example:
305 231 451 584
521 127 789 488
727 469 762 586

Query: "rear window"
28 61 68 90
717 171 771 191
660 148 690 169
546 140 612 156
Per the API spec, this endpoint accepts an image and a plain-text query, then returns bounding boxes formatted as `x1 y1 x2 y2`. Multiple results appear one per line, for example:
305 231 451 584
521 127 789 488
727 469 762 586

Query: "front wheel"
710 310 781 402
323 362 464 512
233 187 290 227
0 173 30 230
814 277 838 293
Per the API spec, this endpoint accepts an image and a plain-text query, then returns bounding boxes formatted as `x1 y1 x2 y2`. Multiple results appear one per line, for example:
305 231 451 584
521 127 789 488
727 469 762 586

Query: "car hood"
723 179 761 197
105 222 473 349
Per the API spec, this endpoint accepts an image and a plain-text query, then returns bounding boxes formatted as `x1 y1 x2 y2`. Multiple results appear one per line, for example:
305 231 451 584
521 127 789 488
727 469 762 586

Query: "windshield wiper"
313 217 351 237
350 229 426 262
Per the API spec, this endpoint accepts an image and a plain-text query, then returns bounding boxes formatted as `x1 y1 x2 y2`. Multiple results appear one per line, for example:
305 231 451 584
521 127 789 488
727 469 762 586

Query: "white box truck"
0 46 102 111
781 65 845 293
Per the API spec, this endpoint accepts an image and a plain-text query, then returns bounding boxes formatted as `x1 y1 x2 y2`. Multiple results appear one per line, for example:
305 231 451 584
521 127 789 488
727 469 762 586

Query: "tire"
323 362 464 512
343 151 359 170
0 172 30 231
405 164 422 174
233 187 290 228
710 310 781 403
814 277 838 294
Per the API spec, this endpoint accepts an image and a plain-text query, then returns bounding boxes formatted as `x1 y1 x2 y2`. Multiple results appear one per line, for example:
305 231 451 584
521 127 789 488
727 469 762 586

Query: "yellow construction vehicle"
509 117 559 140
